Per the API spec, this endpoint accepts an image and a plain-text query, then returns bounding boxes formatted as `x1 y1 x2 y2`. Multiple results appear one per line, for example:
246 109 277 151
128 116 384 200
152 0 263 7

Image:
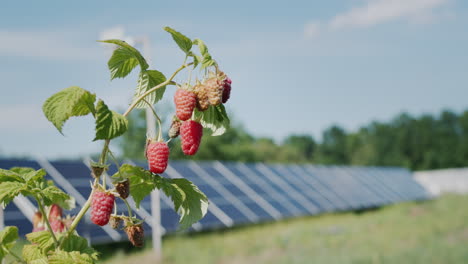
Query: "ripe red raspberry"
50 219 65 232
180 120 203 155
174 89 196 121
125 224 144 247
146 141 170 174
222 77 231 103
91 190 115 226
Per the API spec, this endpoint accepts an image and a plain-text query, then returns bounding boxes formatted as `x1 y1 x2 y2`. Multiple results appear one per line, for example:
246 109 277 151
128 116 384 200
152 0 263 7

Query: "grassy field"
99 194 468 264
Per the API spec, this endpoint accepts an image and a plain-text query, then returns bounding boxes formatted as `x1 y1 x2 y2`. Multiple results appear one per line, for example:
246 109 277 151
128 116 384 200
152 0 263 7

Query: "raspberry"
32 211 44 232
48 204 62 221
115 179 130 199
109 215 123 229
204 77 224 106
180 120 203 155
174 89 196 121
91 190 115 226
125 224 144 247
222 76 231 103
50 219 65 232
146 141 170 174
194 83 210 111
168 118 182 138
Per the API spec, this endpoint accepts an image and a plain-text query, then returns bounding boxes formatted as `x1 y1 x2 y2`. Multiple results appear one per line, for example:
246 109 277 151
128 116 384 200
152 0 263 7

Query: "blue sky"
1 0 468 159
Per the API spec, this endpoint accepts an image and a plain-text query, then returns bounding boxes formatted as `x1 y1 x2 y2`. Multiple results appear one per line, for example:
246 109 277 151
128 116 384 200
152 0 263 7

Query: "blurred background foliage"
118 108 468 171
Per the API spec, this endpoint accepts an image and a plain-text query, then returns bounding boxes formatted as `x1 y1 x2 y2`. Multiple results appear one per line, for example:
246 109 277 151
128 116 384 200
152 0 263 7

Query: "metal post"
141 36 162 261
0 206 4 230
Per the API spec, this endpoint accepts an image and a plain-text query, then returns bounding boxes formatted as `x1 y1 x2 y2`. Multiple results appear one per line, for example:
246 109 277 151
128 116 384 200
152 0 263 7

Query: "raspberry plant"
0 27 232 263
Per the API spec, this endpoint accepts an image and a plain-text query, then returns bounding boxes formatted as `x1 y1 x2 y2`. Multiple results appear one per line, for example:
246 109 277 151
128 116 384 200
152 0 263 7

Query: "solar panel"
0 158 431 245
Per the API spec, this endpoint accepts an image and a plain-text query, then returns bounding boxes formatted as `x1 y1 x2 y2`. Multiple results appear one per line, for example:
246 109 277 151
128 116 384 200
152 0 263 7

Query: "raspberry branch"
59 60 191 247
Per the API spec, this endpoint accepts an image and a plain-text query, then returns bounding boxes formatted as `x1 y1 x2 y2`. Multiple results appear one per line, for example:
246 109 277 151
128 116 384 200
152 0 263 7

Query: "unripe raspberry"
174 89 196 121
180 120 203 155
115 179 130 199
204 77 224 106
194 83 210 111
168 118 182 138
146 141 170 174
125 223 144 247
91 190 115 226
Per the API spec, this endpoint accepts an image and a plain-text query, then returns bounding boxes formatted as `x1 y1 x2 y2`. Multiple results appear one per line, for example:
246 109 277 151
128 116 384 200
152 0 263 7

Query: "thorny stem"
36 197 59 247
2 245 26 264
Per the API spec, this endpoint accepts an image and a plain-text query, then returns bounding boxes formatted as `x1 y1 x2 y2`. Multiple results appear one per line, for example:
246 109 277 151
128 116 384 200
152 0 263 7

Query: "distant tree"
316 125 348 164
283 134 316 161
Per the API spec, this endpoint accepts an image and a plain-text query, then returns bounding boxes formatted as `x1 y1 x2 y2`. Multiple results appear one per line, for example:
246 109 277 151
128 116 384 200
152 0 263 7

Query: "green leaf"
194 104 230 136
100 39 149 79
94 100 128 141
49 250 96 264
107 47 140 80
193 38 209 56
60 234 98 259
26 231 55 254
0 226 19 260
133 70 167 108
9 167 35 174
43 86 96 134
0 230 16 261
201 54 216 70
22 245 48 264
158 178 209 230
164 27 192 54
113 164 156 208
42 186 75 210
0 169 24 183
193 55 202 68
0 181 25 206
113 164 208 229
22 169 46 183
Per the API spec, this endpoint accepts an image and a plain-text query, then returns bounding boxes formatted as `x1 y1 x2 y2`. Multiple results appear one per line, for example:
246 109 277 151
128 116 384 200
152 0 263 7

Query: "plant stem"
142 99 163 141
36 198 59 247
59 179 97 248
122 198 133 222
2 245 26 264
123 62 193 117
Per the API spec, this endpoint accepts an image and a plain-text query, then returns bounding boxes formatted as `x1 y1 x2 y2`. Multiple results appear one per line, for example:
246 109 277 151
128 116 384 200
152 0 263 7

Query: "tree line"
119 109 468 170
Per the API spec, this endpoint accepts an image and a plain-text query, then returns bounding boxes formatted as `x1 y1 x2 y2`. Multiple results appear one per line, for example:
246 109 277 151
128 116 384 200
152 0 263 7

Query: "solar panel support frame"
188 162 259 222
214 161 282 220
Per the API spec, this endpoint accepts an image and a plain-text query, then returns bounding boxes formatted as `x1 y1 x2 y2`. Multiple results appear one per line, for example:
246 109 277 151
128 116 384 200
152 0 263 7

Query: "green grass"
102 194 468 263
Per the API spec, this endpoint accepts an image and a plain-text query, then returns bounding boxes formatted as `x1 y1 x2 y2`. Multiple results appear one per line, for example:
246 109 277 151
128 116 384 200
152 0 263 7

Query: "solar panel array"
0 159 430 244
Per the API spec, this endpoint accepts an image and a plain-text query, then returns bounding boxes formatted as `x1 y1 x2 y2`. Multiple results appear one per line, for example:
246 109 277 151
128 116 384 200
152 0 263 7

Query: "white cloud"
0 30 101 60
304 0 451 38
